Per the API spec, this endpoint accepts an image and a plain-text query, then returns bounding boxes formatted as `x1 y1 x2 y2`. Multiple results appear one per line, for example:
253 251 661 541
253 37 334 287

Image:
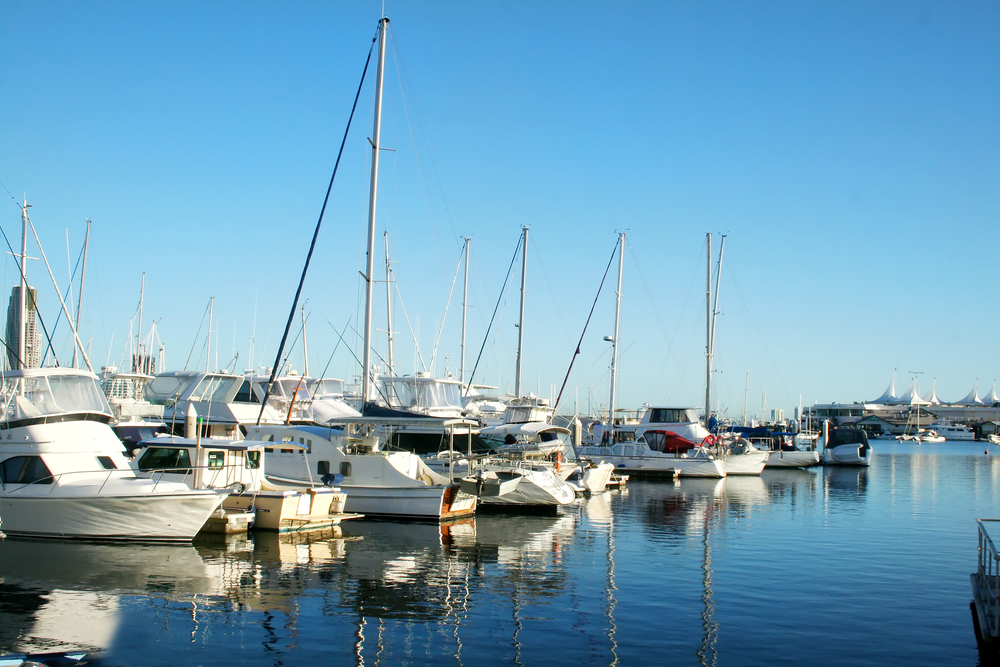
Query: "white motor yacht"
244 422 478 521
0 367 225 540
821 426 873 466
928 420 974 440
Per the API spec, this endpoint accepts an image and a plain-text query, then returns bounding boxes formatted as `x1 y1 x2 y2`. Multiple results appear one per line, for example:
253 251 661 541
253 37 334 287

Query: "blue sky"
2 1 997 419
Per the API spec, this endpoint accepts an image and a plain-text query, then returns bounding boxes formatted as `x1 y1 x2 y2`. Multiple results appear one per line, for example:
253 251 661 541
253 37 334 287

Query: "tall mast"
301 304 309 376
136 272 145 372
608 232 625 427
361 16 388 407
19 198 29 369
514 225 528 398
742 370 749 426
384 231 394 376
73 219 91 368
708 234 726 422
206 296 213 372
704 233 712 423
460 236 469 384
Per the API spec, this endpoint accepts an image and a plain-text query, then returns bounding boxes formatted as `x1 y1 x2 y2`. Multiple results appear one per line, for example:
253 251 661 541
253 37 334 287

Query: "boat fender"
419 474 433 486
556 452 562 473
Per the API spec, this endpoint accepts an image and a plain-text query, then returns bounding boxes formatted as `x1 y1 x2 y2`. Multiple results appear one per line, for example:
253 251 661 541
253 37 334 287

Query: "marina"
2 442 997 665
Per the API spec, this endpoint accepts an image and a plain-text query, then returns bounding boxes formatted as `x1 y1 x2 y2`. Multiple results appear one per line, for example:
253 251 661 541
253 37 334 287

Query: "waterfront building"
5 285 40 369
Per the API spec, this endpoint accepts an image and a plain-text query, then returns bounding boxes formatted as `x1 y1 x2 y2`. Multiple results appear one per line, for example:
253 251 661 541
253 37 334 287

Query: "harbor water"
2 441 998 666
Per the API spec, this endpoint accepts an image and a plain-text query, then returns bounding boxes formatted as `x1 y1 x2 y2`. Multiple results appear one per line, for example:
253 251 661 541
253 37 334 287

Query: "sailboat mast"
19 199 29 370
301 304 309 376
205 296 213 372
460 236 469 384
608 232 625 427
710 234 725 364
514 225 528 398
136 272 145 373
362 16 389 406
73 219 91 368
704 233 712 422
743 370 749 426
384 231 394 376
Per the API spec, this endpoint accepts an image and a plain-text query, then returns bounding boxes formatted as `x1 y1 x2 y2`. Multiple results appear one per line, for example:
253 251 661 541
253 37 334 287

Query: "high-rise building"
6 285 40 369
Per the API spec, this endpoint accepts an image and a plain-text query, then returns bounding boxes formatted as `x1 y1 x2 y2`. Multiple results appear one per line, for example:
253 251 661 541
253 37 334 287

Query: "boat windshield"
310 378 344 398
648 408 700 423
145 374 200 405
1 373 112 421
830 429 868 447
384 379 463 410
274 378 310 400
188 376 241 403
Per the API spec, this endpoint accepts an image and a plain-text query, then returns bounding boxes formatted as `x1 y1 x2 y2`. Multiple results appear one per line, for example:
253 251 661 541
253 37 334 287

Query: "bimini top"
0 367 113 424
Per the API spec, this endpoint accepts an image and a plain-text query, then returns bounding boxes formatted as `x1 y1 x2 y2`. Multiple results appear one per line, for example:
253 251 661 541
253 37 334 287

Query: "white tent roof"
892 379 931 406
956 381 984 406
983 381 1000 405
872 372 897 404
922 380 941 405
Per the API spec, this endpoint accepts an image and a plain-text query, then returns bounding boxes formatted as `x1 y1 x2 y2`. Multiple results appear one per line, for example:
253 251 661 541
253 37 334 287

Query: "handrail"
976 519 1000 638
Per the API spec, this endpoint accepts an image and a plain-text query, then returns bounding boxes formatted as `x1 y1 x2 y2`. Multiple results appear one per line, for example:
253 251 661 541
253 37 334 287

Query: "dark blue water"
2 442 997 666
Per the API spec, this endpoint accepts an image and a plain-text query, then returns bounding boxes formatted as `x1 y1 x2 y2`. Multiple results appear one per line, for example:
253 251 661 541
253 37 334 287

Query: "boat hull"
823 444 872 466
764 450 822 468
341 483 476 520
477 468 576 507
719 450 769 475
0 491 225 541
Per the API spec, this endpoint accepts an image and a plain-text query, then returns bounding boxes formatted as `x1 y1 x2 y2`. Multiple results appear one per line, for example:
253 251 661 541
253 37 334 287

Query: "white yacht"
471 463 578 508
928 420 975 441
576 430 726 478
244 422 478 521
0 367 225 540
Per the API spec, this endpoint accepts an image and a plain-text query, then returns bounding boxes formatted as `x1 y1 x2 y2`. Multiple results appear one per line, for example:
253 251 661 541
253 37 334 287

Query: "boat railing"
2 468 149 496
975 519 1000 640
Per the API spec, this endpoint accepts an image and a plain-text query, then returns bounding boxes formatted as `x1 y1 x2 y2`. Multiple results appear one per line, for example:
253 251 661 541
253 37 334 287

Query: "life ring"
702 435 718 447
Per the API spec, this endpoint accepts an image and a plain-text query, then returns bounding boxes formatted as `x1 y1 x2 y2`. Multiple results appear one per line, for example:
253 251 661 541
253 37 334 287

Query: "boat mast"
608 232 625 428
205 296 213 372
514 225 528 398
136 273 144 373
460 236 469 384
704 233 712 423
19 199 29 370
361 16 388 407
73 219 91 368
742 370 749 426
301 304 309 377
384 231 394 376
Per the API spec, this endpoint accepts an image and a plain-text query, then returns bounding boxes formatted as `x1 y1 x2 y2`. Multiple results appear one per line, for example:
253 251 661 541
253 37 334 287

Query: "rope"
464 234 522 394
553 236 619 412
256 27 378 426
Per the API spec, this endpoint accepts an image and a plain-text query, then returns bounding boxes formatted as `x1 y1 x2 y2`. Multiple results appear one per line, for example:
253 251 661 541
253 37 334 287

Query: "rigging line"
183 298 213 371
527 232 570 339
429 244 466 372
391 279 425 371
40 238 87 366
318 318 352 381
553 236 619 412
330 319 392 406
6 216 62 368
724 258 794 406
464 233 522 395
387 24 462 250
256 27 377 426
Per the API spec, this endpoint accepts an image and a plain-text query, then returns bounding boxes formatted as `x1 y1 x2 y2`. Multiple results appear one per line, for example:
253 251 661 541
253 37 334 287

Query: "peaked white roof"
983 381 1000 405
892 379 931 406
922 380 941 405
872 372 897 404
956 381 984 406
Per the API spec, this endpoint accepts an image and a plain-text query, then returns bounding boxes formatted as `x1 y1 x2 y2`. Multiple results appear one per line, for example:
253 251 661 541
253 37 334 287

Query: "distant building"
5 285 40 369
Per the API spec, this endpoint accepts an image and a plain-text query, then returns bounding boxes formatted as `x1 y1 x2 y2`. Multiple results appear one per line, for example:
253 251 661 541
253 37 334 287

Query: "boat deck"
971 519 1000 647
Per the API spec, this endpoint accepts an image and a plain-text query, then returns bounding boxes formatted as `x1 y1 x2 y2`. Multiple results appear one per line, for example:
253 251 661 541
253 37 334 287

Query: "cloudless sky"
2 1 997 420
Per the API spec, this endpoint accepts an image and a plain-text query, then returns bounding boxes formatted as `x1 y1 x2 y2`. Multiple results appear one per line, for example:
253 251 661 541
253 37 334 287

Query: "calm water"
3 441 999 666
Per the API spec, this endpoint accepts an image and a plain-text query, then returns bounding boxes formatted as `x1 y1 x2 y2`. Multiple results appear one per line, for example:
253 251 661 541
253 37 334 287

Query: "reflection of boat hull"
764 450 822 468
1 491 225 541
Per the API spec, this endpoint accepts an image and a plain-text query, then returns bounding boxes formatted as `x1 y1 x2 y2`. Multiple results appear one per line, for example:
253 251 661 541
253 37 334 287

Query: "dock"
971 519 1000 649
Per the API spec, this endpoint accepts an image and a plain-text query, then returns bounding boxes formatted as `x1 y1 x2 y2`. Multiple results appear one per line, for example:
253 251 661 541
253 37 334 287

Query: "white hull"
0 491 224 541
719 450 769 475
823 444 872 466
341 484 476 520
576 444 726 478
764 450 822 468
582 462 615 493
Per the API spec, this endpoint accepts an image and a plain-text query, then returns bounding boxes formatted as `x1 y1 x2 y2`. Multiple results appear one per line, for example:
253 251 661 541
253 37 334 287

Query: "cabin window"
317 460 330 476
136 448 192 472
306 439 312 453
207 451 225 469
0 456 54 485
97 456 117 470
264 448 273 453
340 462 352 477
245 451 261 469
259 434 274 442
234 380 260 404
281 449 294 454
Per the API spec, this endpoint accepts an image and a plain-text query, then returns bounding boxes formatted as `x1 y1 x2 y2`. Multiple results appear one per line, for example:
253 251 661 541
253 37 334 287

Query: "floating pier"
971 519 1000 650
